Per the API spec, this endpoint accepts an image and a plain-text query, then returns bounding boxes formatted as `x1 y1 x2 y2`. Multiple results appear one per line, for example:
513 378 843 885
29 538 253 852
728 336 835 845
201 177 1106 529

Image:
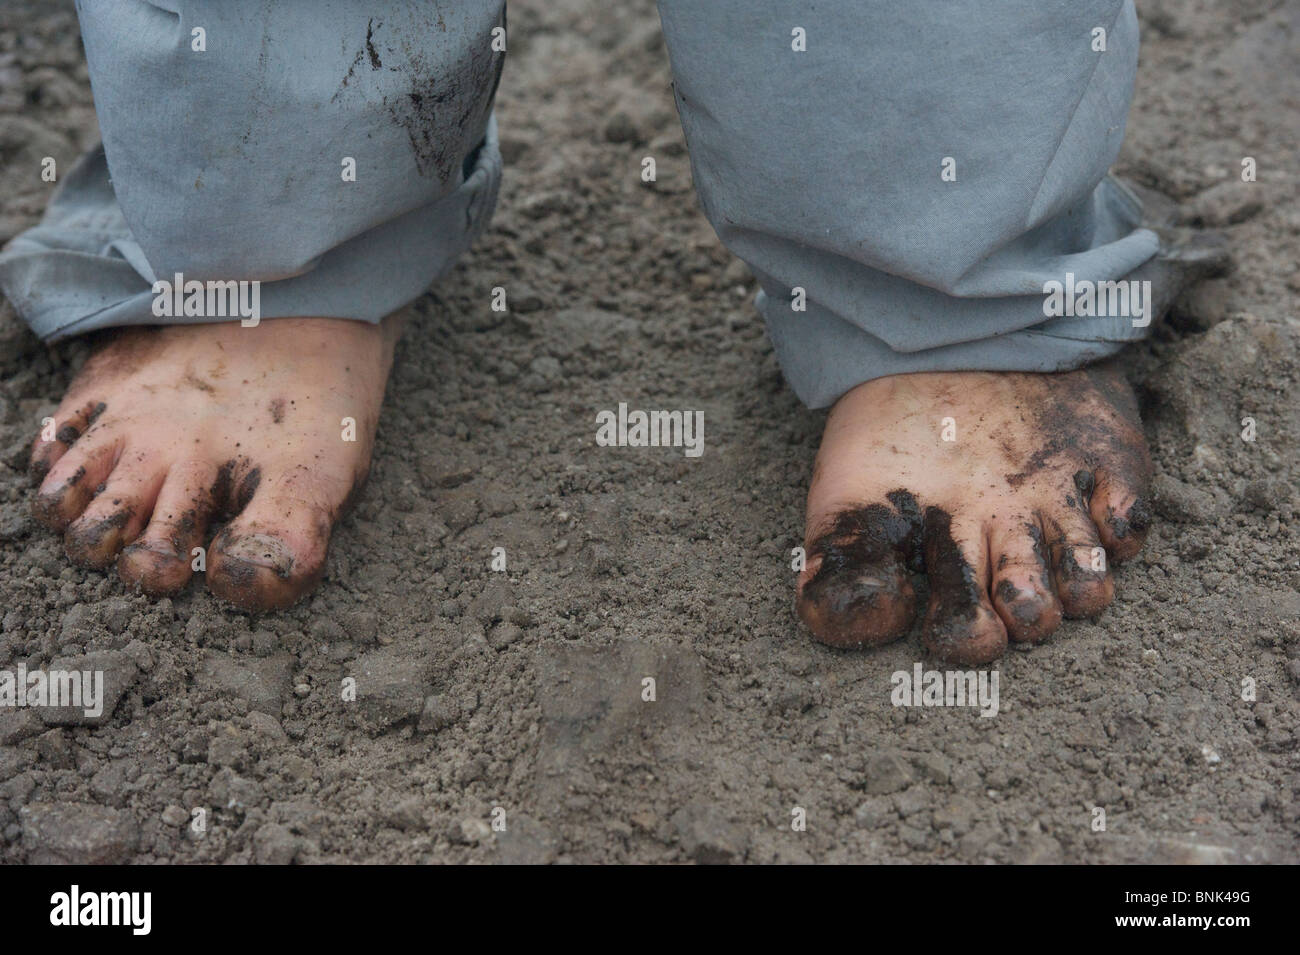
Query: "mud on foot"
28 316 398 611
797 365 1152 665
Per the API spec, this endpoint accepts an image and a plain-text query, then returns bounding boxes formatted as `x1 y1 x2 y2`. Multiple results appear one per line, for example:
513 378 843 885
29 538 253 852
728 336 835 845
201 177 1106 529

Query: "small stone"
1142 648 1160 665
90 762 130 804
161 805 189 827
39 650 138 727
352 647 429 730
246 711 288 742
487 622 523 650
100 597 133 634
1191 180 1263 227
1152 474 1218 523
670 801 747 865
252 823 299 865
910 751 952 785
892 786 932 818
494 814 559 865
21 803 138 864
863 751 914 795
932 796 978 836
206 731 247 769
193 652 294 717
1243 479 1287 512
418 694 461 734
384 798 427 832
853 797 892 830
899 824 932 851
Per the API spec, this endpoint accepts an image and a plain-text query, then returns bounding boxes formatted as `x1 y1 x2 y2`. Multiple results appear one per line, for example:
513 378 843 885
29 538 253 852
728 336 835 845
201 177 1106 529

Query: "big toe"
797 503 920 649
798 553 916 648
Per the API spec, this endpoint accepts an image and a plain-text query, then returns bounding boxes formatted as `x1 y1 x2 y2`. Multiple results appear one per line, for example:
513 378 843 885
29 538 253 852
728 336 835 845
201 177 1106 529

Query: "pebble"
161 805 189 827
193 651 294 717
253 822 299 865
418 694 462 734
1152 473 1219 523
352 647 429 730
1243 478 1288 512
670 801 747 865
20 803 138 864
1191 180 1263 227
487 622 523 650
863 750 914 795
40 650 138 727
383 798 427 832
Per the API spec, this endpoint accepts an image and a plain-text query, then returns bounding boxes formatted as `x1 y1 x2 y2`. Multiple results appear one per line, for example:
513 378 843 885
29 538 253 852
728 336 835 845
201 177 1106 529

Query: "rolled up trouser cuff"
0 118 502 341
658 0 1159 409
758 176 1161 409
0 0 505 341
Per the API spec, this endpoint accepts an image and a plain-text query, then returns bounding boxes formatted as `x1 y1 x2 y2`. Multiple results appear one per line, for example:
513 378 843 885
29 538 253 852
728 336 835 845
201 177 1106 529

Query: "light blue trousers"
1 1 1158 409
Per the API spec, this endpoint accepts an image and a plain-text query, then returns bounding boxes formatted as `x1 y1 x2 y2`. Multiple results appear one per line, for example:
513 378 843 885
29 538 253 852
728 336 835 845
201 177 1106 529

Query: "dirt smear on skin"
64 507 133 568
798 490 922 648
918 507 988 658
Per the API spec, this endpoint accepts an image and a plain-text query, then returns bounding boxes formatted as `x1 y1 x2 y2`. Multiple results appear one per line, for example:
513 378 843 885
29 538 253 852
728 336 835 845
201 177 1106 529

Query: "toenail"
121 540 185 563
218 533 295 578
65 511 133 567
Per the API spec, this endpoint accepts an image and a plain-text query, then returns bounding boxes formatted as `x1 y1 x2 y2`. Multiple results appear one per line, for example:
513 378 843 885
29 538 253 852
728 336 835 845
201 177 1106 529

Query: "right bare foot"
29 316 398 611
796 365 1153 665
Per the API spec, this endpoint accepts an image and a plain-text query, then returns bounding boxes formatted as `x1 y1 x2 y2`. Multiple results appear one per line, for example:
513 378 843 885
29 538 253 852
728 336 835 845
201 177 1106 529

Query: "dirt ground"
0 0 1296 864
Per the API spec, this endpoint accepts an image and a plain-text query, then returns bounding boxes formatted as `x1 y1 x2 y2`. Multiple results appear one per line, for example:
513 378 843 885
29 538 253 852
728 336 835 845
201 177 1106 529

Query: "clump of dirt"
0 0 1295 864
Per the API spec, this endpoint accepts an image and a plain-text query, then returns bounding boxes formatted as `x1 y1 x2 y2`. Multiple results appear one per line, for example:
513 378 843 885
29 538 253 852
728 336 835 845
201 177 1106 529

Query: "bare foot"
29 317 398 611
796 366 1152 664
